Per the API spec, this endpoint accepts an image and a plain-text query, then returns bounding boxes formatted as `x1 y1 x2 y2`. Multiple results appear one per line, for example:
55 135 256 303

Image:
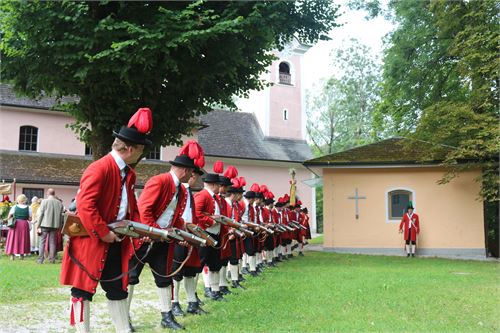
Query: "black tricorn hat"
169 155 197 169
202 173 220 183
113 126 152 146
255 192 264 199
244 191 256 199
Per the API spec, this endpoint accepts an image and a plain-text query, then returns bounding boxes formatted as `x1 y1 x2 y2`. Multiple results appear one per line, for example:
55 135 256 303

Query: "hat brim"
113 130 152 146
169 160 196 169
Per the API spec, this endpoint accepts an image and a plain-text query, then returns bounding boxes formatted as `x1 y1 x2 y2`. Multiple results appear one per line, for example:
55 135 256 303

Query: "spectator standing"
30 196 41 254
37 188 64 264
5 194 32 260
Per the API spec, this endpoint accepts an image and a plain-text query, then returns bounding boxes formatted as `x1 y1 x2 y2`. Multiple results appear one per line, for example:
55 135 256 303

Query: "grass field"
0 250 499 332
308 234 324 245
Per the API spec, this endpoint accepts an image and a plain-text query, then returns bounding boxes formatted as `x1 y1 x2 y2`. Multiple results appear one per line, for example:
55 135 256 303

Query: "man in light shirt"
128 142 204 330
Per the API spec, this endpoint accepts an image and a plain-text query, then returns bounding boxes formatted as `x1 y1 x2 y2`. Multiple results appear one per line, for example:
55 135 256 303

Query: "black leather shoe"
195 293 204 306
204 287 211 298
288 254 293 258
208 290 225 301
172 302 185 317
220 286 232 295
407 253 410 257
186 302 207 315
255 266 262 274
411 254 415 257
268 261 276 267
241 267 250 275
238 274 246 282
299 252 304 257
250 271 258 277
160 311 184 330
231 280 246 289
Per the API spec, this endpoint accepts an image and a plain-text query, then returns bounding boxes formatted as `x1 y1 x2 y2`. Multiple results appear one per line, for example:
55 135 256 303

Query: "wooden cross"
348 188 366 220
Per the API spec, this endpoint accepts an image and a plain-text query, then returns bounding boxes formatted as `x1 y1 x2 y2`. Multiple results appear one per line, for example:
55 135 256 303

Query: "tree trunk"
90 127 114 160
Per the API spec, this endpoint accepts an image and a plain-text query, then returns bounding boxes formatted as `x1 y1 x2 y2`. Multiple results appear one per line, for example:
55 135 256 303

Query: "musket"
211 215 254 237
171 227 207 247
185 223 218 247
109 220 185 242
243 221 274 235
289 220 307 230
281 224 295 232
62 213 185 242
269 223 287 233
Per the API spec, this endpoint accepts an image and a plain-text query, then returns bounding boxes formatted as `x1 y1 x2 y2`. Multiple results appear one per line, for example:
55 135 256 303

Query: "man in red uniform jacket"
60 107 152 333
129 141 204 330
195 172 225 300
399 202 420 257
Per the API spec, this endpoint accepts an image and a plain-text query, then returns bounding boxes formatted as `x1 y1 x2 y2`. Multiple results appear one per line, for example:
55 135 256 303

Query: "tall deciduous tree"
1 0 340 158
372 0 499 201
307 39 381 155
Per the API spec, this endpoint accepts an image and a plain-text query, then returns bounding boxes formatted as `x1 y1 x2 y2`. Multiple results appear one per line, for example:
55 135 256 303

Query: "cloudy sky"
302 1 394 92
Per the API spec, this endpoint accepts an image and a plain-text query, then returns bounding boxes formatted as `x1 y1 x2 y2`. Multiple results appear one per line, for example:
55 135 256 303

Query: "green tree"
373 0 499 201
1 0 340 158
307 39 381 155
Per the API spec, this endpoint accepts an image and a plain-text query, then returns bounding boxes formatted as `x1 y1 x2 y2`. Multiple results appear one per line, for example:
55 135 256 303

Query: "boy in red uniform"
60 108 152 333
399 202 420 257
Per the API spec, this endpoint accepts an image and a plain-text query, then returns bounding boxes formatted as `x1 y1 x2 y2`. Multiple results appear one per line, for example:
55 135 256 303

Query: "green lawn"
0 251 499 332
309 234 324 245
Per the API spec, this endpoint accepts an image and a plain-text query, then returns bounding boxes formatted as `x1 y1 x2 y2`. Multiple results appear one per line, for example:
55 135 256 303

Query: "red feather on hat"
231 178 240 188
128 107 153 134
297 200 302 205
250 183 260 192
195 155 205 169
239 177 246 187
267 191 275 199
224 165 238 179
259 184 268 193
213 160 224 174
177 140 205 168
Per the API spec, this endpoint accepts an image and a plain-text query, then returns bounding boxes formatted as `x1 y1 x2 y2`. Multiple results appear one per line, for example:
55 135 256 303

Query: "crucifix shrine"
348 188 366 220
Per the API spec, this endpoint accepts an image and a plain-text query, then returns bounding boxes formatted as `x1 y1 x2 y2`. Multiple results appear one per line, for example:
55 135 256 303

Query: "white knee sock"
287 244 292 254
406 245 410 254
107 299 131 333
202 267 210 288
242 254 248 268
195 273 200 289
281 246 286 256
72 298 90 333
219 266 228 287
183 277 197 303
249 255 256 272
209 271 220 292
229 264 239 282
267 251 273 263
157 287 172 313
173 279 181 303
411 244 415 254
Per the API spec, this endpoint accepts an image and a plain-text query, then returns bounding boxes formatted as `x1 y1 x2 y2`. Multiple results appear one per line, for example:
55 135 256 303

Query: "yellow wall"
323 167 485 250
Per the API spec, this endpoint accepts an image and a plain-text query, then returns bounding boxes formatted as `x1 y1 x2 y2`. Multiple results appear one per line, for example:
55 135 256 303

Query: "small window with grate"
19 126 38 151
388 190 412 220
146 146 161 160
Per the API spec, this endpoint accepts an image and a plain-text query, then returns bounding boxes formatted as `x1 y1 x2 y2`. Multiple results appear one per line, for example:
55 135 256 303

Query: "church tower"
236 40 311 140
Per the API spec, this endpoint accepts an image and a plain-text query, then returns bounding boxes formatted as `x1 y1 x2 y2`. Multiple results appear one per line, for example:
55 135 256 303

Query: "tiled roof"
0 150 175 189
304 138 454 166
0 84 78 109
199 110 311 162
1 83 312 163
